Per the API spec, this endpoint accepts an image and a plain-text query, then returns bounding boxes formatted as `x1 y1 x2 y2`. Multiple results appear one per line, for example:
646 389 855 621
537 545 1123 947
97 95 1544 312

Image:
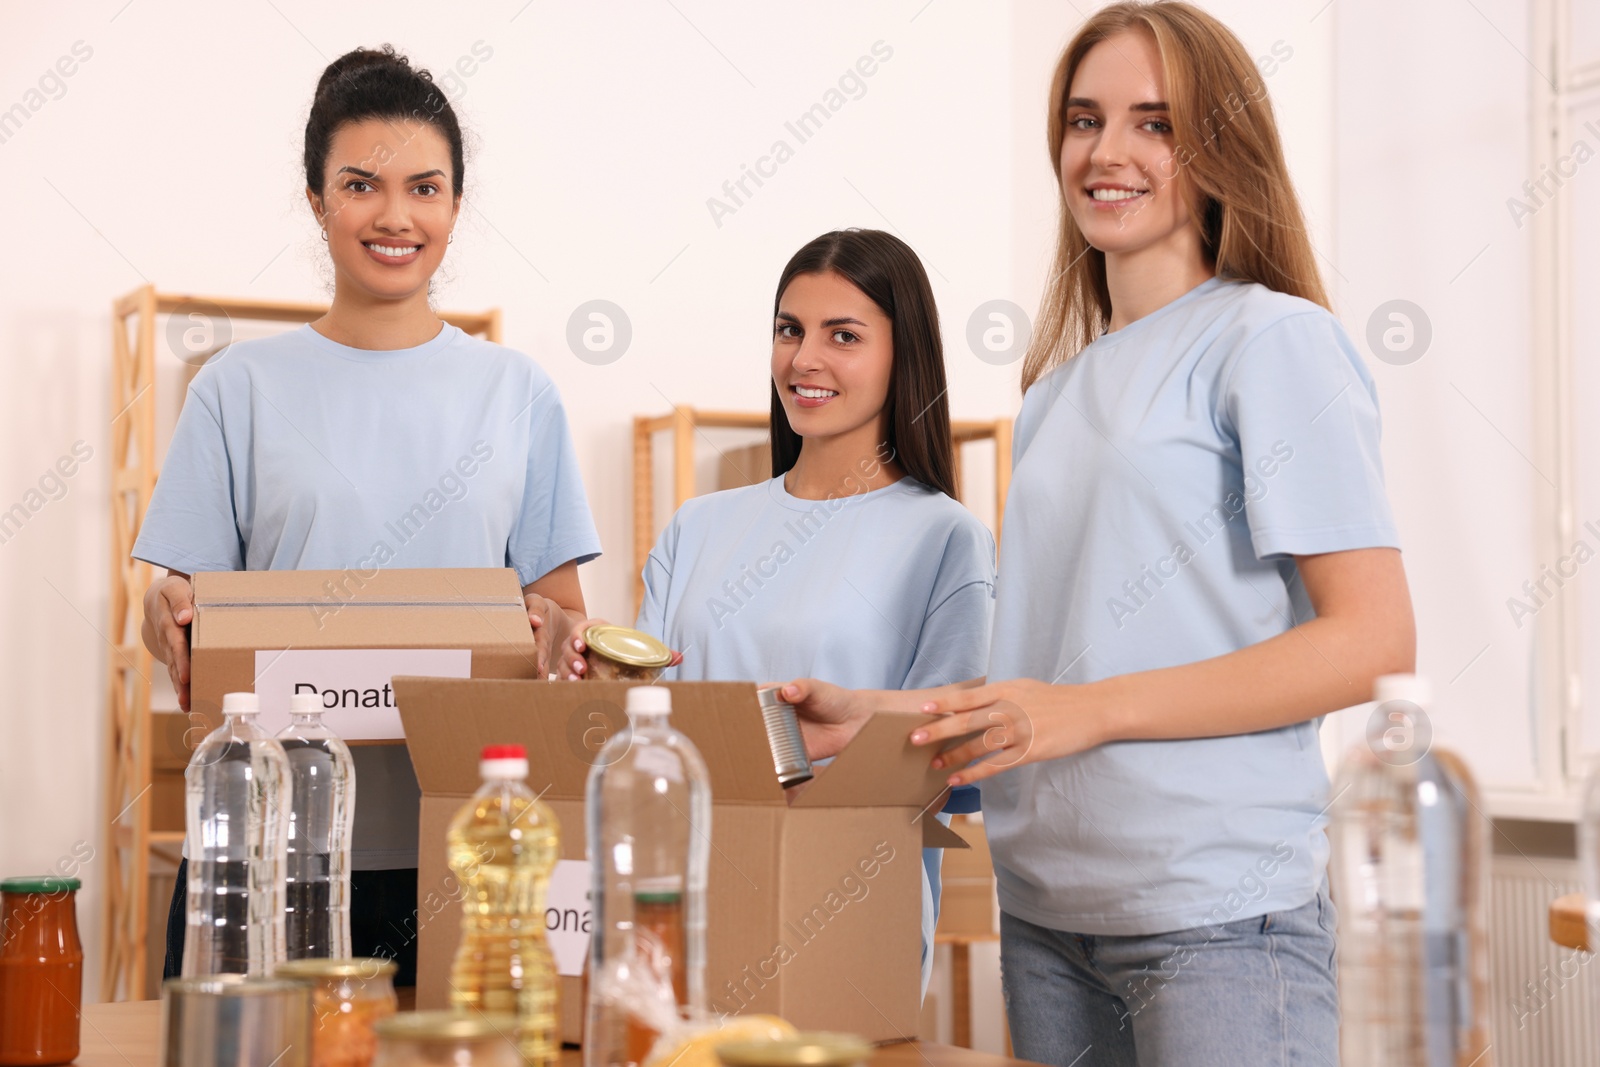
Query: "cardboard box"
717 440 770 491
395 676 969 1044
935 817 999 939
190 568 539 739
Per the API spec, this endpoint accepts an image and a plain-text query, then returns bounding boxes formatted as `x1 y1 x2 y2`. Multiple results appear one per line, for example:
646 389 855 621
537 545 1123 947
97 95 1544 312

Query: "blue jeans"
999 886 1339 1067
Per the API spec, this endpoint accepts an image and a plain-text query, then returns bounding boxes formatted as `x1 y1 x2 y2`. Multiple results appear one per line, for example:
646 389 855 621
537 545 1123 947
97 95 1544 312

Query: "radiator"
1489 855 1598 1066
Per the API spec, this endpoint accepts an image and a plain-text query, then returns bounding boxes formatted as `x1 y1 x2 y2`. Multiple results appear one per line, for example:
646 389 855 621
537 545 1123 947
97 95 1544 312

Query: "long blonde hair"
1022 1 1329 391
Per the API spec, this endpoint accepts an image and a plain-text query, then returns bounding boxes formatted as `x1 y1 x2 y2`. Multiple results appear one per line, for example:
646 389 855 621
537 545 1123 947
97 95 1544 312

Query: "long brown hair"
769 229 957 499
1022 1 1329 391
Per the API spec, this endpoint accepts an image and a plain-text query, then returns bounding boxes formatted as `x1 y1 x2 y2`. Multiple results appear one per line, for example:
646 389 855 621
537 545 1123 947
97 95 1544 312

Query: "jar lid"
585 625 673 668
716 1033 874 1067
275 957 398 980
1 876 81 894
375 1011 520 1040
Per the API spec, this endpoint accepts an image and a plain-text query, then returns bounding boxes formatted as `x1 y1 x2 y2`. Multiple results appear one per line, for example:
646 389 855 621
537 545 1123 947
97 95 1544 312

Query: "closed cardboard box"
395 677 967 1044
188 568 539 738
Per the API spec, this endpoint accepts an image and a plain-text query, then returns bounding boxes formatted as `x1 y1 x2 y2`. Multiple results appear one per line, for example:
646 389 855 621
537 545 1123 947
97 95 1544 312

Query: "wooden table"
1550 892 1590 951
74 1001 1038 1067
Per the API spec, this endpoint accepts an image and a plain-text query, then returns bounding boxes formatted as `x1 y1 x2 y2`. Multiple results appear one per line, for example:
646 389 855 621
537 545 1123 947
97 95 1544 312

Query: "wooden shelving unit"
102 285 500 1001
631 407 1012 615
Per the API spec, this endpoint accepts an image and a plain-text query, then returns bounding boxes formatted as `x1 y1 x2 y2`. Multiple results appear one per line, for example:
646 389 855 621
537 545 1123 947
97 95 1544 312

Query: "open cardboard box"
395 677 970 1044
189 568 539 738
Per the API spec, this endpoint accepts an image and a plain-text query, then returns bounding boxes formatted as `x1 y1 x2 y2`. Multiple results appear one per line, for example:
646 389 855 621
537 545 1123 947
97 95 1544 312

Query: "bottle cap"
1374 673 1432 709
757 685 790 711
0 876 81 894
221 692 259 715
480 743 528 779
626 685 673 717
288 692 325 716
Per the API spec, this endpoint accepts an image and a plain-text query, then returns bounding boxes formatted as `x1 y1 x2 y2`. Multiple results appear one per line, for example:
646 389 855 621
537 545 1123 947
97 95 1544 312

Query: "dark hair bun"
304 44 465 198
314 45 418 100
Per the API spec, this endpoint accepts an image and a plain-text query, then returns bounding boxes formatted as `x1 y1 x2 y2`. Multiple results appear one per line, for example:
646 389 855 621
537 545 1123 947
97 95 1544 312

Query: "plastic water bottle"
277 692 355 959
447 743 560 1067
1579 757 1600 947
1328 674 1491 1067
585 686 712 1067
182 691 291 976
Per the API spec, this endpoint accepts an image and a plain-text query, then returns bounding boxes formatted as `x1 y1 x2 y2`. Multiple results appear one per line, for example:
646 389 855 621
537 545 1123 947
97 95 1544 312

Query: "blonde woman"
782 3 1414 1062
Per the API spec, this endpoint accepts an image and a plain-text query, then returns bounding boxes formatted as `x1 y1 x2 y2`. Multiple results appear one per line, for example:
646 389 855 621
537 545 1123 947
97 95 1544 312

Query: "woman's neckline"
297 320 461 362
767 472 917 513
1096 275 1228 346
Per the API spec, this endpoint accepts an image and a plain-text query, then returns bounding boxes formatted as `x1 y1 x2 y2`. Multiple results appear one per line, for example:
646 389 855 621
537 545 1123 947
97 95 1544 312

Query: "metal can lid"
716 1033 874 1067
0 876 81 894
374 1011 521 1041
756 685 790 710
585 625 673 668
275 957 398 980
162 975 310 998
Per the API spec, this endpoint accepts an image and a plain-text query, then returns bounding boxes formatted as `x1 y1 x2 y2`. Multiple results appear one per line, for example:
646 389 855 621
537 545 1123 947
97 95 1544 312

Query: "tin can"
756 686 813 787
715 1032 873 1067
583 625 674 682
160 975 313 1067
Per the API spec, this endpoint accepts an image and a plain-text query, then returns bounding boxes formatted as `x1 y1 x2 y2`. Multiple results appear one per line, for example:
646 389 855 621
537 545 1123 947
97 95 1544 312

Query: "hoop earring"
448 232 454 244
320 230 328 242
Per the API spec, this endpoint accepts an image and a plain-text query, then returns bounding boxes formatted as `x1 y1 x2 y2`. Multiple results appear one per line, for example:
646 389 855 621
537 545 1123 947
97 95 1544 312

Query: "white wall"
2 0 1546 1005
0 0 1022 1001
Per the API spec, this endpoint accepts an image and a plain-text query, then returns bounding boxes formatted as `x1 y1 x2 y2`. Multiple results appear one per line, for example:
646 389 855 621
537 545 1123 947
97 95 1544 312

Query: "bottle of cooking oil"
447 743 559 1067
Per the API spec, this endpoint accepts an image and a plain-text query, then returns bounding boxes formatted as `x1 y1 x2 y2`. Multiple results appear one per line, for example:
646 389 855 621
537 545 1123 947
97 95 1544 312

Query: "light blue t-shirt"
982 276 1400 936
133 322 602 869
636 473 996 990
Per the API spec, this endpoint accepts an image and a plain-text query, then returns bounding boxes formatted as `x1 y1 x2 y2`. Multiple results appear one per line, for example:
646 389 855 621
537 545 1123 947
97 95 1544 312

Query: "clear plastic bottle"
276 691 355 960
1579 756 1600 950
182 690 292 976
585 686 712 1067
1328 674 1491 1067
446 743 560 1067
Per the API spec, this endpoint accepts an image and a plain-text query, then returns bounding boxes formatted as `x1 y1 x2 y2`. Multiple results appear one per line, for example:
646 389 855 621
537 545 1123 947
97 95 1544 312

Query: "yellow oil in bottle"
447 746 560 1067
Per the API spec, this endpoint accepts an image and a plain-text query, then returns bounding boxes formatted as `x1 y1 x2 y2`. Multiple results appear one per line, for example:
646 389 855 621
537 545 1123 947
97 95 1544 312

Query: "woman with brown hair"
570 228 996 996
782 4 1415 1062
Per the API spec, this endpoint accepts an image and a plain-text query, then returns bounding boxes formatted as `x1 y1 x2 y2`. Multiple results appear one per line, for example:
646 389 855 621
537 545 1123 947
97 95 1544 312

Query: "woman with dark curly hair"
137 45 601 982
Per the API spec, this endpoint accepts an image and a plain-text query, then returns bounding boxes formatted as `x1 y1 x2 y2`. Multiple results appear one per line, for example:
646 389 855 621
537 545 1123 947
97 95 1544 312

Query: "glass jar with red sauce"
0 876 83 1066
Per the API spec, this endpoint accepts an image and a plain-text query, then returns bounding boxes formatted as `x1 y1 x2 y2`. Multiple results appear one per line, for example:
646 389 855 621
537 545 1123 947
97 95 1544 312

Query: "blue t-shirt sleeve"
507 375 602 585
635 511 680 639
902 516 996 691
1221 311 1400 560
131 375 244 574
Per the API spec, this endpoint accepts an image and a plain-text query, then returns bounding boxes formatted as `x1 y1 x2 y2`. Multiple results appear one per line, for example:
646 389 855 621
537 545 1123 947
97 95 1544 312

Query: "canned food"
715 1032 873 1067
275 958 398 1067
372 1012 522 1067
756 686 813 787
584 625 674 681
160 975 314 1067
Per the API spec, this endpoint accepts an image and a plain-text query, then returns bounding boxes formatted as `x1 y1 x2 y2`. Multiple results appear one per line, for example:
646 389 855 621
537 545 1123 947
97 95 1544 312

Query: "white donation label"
545 859 593 977
252 648 472 739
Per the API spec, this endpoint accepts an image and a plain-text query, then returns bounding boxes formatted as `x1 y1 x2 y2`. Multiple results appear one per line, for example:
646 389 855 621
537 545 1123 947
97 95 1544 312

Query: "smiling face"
306 118 459 302
771 270 895 449
1060 30 1195 262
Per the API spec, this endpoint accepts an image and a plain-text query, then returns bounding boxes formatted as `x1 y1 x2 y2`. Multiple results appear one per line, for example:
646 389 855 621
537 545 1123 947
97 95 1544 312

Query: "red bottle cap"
481 744 526 760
